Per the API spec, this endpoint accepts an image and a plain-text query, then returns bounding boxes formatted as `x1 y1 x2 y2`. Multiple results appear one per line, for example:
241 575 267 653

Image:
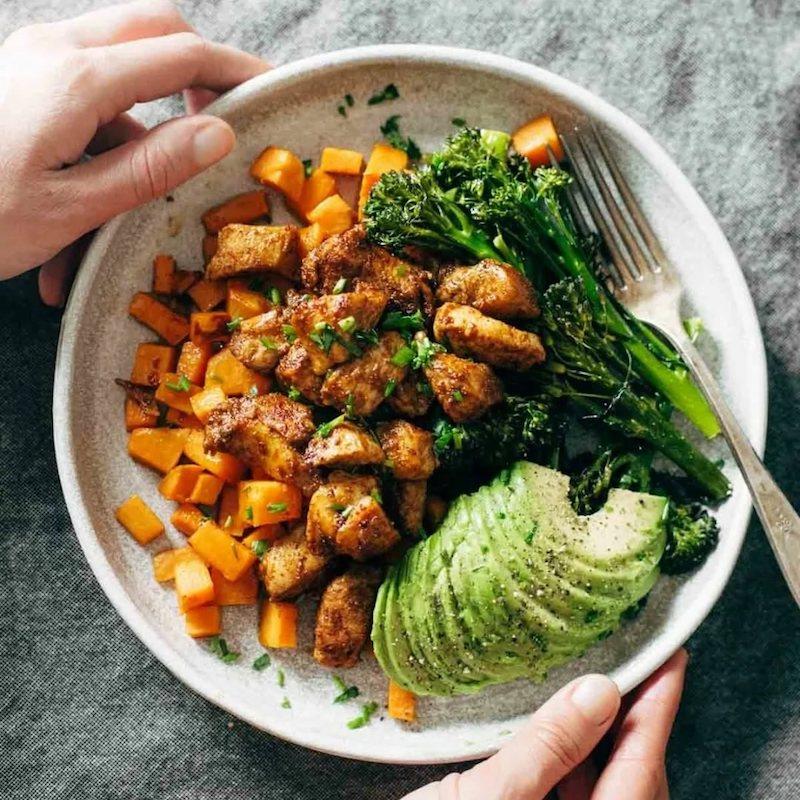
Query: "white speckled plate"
53 45 767 764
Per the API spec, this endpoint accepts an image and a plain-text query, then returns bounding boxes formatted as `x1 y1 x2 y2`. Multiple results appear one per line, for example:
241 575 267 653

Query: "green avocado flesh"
371 461 667 696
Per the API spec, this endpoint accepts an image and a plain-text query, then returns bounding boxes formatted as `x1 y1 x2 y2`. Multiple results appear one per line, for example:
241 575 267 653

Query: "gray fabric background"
1 0 798 797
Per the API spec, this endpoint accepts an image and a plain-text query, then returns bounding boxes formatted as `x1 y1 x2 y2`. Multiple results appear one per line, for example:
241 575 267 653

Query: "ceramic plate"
53 45 767 764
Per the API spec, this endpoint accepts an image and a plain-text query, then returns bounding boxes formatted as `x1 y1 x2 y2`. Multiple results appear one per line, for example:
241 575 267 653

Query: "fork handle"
666 330 800 604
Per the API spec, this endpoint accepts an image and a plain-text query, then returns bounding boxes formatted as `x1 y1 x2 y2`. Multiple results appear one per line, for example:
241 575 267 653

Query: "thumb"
62 115 234 233
405 674 620 800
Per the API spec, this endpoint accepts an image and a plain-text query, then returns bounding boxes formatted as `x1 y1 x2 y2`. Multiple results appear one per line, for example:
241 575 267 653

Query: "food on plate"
115 111 727 718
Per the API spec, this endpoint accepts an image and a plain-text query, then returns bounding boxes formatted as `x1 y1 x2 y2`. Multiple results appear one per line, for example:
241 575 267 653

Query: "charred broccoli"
660 502 720 574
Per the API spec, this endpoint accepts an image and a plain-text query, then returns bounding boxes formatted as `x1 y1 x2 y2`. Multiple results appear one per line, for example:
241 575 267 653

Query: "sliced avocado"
372 462 667 696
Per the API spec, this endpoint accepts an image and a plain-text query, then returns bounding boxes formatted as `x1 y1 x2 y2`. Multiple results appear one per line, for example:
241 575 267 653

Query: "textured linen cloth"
1 1 798 797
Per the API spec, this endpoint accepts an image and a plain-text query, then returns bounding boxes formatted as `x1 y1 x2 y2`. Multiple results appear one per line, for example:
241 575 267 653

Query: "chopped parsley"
410 336 444 369
337 104 347 117
332 277 347 294
267 502 288 514
451 117 467 127
276 668 285 687
346 701 379 729
370 488 383 505
252 652 271 671
251 539 269 558
328 503 348 513
287 387 302 401
269 286 282 306
384 378 397 398
381 310 425 333
282 324 297 343
368 83 399 105
281 696 292 709
451 389 464 402
309 321 337 354
332 675 360 703
244 505 254 521
316 414 346 438
353 328 379 349
302 158 313 177
379 115 421 160
338 316 357 333
165 373 191 392
391 345 415 367
260 337 278 350
226 316 243 332
197 504 215 519
345 93 355 107
208 637 239 664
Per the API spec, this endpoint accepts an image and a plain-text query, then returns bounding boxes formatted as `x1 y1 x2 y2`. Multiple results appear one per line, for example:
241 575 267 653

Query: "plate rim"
53 43 768 765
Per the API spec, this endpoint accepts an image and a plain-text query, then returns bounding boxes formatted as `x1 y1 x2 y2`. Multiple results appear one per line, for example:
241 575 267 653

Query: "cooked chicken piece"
205 395 321 495
433 303 546 371
377 420 437 480
229 309 291 372
320 331 408 415
436 260 540 319
386 373 434 418
206 224 300 281
304 421 384 468
424 352 503 422
301 225 434 313
275 342 324 404
425 494 450 530
260 522 331 600
300 225 370 294
306 474 380 556
393 480 427 535
290 286 389 374
313 566 382 668
336 495 401 561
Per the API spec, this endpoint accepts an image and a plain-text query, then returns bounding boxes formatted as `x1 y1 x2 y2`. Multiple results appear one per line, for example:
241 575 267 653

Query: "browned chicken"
229 309 291 372
320 331 409 416
393 480 427 535
434 302 546 371
306 472 380 556
206 224 300 281
336 495 401 561
313 566 382 668
290 286 389 375
386 373 434 418
377 420 437 480
301 225 434 314
424 351 503 422
436 260 540 319
304 421 384 468
205 395 320 495
275 342 324 404
260 522 331 600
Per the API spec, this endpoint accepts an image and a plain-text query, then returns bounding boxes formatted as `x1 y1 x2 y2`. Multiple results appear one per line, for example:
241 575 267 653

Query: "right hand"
0 0 269 305
404 648 688 800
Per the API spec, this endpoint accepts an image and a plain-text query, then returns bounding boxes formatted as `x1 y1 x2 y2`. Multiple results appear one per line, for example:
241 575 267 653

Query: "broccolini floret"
660 501 720 574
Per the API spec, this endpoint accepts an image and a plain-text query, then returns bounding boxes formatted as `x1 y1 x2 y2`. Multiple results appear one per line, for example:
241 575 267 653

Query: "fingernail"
570 675 619 724
193 121 234 168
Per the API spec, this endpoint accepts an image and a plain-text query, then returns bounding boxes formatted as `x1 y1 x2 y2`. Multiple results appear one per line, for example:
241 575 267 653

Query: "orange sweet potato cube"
115 494 164 545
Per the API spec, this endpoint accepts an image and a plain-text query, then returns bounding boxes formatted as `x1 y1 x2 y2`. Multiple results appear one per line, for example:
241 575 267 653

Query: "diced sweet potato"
365 143 409 175
291 169 336 221
188 277 226 311
306 194 354 238
388 681 416 722
188 472 224 506
250 146 305 203
298 223 325 258
175 555 215 612
129 293 189 345
190 385 227 424
189 311 230 346
171 503 208 536
155 372 202 414
115 494 164 544
130 343 177 387
242 524 285 547
238 481 303 527
158 464 203 502
320 147 363 175
204 349 271 396
152 254 177 294
164 407 203 429
183 429 246 484
258 600 297 648
226 280 272 320
128 428 190 473
217 484 247 537
152 547 194 581
202 191 270 234
210 566 259 605
177 341 213 385
188 520 257 581
512 114 564 167
184 604 221 638
124 395 159 430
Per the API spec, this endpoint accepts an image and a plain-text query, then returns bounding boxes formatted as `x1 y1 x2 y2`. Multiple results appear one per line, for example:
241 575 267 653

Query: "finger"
86 113 147 155
38 234 92 307
557 760 599 800
61 115 234 232
184 87 220 114
591 650 688 800
33 0 193 48
86 32 268 121
405 675 620 800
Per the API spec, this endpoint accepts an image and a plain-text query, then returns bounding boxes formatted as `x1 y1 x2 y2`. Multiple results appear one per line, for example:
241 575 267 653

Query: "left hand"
0 0 269 305
403 649 687 800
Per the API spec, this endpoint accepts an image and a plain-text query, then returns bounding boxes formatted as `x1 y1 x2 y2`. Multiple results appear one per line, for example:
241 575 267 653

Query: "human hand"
0 0 268 305
404 649 687 800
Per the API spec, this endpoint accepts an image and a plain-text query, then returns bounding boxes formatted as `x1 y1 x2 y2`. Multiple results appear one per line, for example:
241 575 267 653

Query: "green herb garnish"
338 315 357 333
282 324 297 343
267 502 288 514
302 158 313 177
379 115 421 160
208 637 239 664
252 652 271 671
337 105 347 117
251 539 269 558
384 378 397 397
226 316 243 332
244 505 254 521
452 389 464 402
332 675 360 703
316 414 346 438
345 93 355 107
269 286 281 306
281 696 292 709
260 337 278 350
391 345 414 367
368 83 399 105
276 668 285 687
287 387 301 401
165 373 191 392
451 117 467 127
381 310 425 333
346 701 379 729
332 277 347 294
309 321 337 354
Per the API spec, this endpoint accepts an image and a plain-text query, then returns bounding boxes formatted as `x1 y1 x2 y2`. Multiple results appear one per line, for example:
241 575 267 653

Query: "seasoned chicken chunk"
229 309 290 372
307 474 379 557
205 395 320 495
436 260 539 319
424 352 503 422
387 373 434 418
320 331 409 415
301 225 370 294
336 495 401 561
313 566 382 668
275 342 324 404
290 286 389 375
393 480 427 535
433 302 546 371
356 249 434 316
260 522 331 600
377 420 437 480
206 224 300 281
304 421 384 468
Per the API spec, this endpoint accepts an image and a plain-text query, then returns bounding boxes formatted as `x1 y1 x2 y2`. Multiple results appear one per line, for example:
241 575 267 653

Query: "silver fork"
555 125 800 605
